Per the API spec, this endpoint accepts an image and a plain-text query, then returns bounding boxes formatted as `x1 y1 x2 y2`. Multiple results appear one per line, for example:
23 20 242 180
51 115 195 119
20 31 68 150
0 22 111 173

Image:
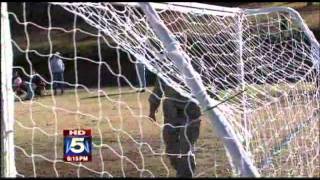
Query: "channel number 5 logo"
65 137 90 155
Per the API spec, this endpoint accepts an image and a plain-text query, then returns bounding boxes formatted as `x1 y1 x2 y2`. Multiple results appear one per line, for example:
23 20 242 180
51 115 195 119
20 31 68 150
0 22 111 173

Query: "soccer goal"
2 2 319 177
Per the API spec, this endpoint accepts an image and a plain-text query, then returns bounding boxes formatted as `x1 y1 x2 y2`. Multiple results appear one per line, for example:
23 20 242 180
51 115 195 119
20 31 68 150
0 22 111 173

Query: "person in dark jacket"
148 78 202 177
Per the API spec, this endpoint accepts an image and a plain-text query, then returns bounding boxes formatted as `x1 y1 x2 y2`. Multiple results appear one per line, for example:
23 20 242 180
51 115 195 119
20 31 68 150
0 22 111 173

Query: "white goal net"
2 2 319 177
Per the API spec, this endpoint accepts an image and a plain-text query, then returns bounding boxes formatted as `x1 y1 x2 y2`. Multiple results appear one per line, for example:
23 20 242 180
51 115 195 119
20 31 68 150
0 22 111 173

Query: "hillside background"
7 2 320 88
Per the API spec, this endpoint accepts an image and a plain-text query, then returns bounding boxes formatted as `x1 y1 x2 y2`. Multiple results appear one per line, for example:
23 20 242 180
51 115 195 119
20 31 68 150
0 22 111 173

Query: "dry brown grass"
13 82 320 177
13 84 319 177
14 86 232 177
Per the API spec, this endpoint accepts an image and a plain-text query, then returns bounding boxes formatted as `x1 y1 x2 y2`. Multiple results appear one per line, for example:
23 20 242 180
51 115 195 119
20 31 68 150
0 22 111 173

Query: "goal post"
1 2 320 177
138 2 259 176
1 2 17 177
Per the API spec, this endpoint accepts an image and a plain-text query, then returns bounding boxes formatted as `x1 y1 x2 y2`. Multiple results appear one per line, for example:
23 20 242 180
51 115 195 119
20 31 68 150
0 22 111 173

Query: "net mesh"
6 2 320 177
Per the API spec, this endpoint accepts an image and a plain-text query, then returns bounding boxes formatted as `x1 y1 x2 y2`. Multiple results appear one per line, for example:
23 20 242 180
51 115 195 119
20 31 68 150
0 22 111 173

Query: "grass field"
13 82 319 177
13 86 232 177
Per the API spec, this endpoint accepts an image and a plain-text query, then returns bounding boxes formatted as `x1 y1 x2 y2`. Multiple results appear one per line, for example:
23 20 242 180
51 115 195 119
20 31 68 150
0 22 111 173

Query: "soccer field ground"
13 86 232 177
13 84 319 177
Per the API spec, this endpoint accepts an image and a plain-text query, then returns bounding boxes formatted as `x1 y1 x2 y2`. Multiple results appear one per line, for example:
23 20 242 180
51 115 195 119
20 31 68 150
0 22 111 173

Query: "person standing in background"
49 52 65 95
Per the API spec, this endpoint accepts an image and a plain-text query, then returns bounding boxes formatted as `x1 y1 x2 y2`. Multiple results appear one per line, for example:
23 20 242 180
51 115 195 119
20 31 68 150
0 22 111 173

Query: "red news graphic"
63 129 92 162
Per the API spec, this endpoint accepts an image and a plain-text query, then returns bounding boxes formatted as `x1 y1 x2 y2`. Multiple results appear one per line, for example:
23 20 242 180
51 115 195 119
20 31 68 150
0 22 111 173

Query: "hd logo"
63 129 92 162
